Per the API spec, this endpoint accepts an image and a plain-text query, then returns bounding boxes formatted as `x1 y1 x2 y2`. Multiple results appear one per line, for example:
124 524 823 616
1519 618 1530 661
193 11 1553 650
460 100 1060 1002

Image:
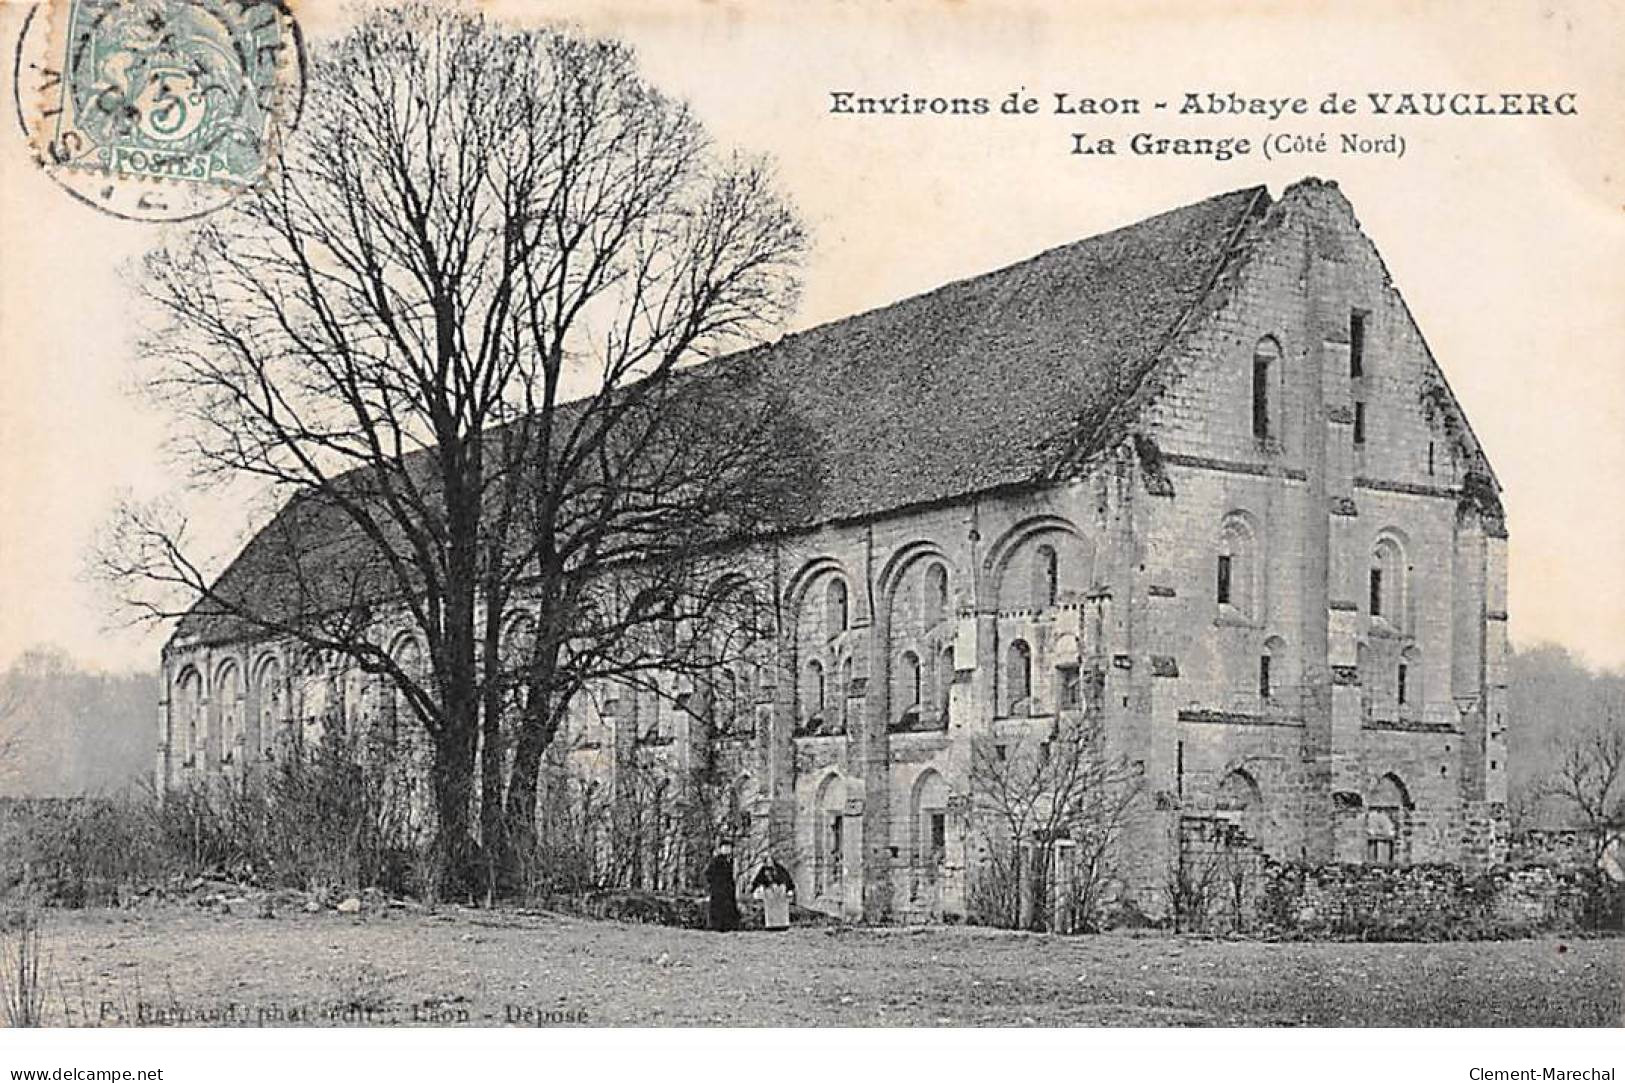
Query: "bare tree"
1162 818 1225 935
968 713 1142 931
1543 687 1625 862
97 4 806 894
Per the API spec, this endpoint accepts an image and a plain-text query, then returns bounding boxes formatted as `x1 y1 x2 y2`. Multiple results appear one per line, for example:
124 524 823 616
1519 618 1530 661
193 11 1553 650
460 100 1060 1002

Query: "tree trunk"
501 660 565 894
479 599 507 903
430 719 479 899
434 440 484 898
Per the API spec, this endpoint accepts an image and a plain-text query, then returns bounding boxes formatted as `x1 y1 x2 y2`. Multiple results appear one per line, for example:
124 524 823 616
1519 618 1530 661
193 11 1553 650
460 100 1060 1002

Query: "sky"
0 0 1621 675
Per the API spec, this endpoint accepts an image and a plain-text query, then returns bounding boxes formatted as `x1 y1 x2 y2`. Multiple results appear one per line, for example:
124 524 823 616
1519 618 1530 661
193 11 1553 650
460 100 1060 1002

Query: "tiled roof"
743 184 1268 522
172 185 1269 647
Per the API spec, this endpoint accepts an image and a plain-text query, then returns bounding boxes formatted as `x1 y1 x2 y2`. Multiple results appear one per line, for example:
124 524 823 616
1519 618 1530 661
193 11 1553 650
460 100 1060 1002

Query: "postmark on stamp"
12 0 305 221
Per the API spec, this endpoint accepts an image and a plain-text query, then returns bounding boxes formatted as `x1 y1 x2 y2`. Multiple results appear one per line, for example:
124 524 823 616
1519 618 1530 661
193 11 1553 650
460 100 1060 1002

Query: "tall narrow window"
897 650 922 713
923 563 949 625
256 657 283 759
1356 643 1372 721
1252 352 1271 438
826 578 849 636
1259 654 1273 700
839 658 853 729
1059 664 1081 710
1218 513 1257 618
929 812 946 863
804 659 825 717
176 669 202 769
1251 337 1282 442
832 813 845 884
816 778 844 894
216 662 240 766
1371 537 1407 627
1367 827 1395 865
1033 544 1059 608
1427 441 1435 476
1400 647 1422 719
828 815 844 889
1350 311 1367 378
1353 401 1367 445
1007 640 1032 714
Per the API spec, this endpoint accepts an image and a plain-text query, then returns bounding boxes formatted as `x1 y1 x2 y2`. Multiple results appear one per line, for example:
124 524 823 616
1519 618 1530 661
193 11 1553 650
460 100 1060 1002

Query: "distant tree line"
0 647 151 799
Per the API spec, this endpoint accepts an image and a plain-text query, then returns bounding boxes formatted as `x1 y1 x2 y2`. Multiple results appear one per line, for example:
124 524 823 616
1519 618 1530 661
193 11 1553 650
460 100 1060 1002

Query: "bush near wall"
0 796 164 907
1257 861 1614 940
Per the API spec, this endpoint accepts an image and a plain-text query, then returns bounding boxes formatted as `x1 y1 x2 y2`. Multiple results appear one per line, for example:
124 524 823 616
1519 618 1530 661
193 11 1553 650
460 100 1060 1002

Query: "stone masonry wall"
158 181 1509 923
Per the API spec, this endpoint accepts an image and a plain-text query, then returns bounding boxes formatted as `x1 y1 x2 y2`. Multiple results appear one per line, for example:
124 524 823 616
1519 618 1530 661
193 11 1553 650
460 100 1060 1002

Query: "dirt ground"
22 903 1625 1027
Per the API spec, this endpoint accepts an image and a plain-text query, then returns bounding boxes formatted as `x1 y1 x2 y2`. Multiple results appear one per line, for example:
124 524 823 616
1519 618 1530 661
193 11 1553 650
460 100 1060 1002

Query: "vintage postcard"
0 0 1620 1074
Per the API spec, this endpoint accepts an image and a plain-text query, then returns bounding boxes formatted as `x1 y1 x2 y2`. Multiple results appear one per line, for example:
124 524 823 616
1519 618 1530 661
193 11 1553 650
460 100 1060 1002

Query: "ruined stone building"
160 179 1511 921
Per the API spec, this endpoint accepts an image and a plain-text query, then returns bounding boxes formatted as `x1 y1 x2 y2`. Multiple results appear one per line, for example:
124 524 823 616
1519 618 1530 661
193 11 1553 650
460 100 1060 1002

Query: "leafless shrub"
0 726 432 906
1540 688 1625 863
967 711 1142 932
0 906 50 1027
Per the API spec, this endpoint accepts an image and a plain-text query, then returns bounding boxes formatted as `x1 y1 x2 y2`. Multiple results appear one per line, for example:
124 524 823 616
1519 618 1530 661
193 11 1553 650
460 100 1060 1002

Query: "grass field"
16 903 1623 1027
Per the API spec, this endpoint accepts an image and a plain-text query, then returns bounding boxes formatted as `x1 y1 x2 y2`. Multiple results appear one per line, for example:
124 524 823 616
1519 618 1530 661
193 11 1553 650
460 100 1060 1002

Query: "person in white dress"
750 856 795 931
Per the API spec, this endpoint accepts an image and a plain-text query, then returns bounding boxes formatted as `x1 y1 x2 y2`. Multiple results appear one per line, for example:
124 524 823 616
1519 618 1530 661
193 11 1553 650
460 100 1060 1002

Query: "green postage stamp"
14 0 305 220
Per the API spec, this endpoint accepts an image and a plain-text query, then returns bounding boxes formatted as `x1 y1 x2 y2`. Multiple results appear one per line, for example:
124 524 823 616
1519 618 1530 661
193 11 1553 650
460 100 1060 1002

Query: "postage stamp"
12 0 305 221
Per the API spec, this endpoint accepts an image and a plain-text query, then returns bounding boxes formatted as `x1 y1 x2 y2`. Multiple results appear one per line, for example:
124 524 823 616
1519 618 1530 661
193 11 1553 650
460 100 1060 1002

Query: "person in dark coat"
704 841 741 932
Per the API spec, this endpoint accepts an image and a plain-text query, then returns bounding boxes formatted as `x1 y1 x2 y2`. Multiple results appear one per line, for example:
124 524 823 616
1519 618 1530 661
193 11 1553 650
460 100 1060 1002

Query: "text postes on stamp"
13 0 305 221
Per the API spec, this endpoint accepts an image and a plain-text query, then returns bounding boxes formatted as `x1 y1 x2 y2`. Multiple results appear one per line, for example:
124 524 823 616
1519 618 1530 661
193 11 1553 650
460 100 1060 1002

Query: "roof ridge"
1043 185 1274 478
767 183 1272 356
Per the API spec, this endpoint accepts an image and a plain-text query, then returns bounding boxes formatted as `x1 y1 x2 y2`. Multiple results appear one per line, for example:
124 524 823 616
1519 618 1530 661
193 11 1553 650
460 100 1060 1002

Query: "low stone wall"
1508 829 1596 873
1257 862 1599 939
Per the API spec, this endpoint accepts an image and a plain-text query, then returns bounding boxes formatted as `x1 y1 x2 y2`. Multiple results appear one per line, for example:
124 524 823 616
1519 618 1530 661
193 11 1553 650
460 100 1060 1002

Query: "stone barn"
160 178 1511 921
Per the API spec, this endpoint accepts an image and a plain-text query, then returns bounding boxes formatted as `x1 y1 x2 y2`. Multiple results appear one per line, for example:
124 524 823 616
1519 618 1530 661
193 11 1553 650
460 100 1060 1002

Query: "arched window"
254 656 282 759
815 774 845 896
803 658 825 719
1365 810 1397 865
386 636 425 747
1218 514 1258 617
923 563 949 626
174 668 202 769
1370 536 1407 625
1006 639 1033 715
1356 642 1373 721
839 657 854 730
826 578 849 637
1252 337 1282 441
1032 544 1059 608
299 649 330 730
1217 768 1266 847
1367 774 1411 865
913 770 949 892
1398 646 1422 721
1260 636 1285 704
896 650 922 715
215 661 241 766
1217 768 1261 814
